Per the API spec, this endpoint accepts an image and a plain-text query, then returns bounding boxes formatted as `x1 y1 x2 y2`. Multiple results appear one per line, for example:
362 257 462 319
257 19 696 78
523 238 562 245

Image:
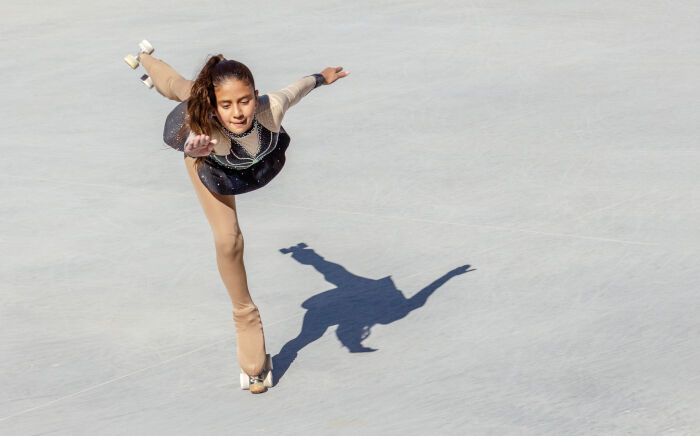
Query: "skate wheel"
140 74 154 89
123 54 139 69
263 371 273 388
240 370 250 390
139 39 154 55
263 354 273 388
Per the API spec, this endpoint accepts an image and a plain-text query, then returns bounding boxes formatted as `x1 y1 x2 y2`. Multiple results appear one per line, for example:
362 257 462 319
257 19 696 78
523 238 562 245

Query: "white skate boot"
240 354 273 394
123 40 155 88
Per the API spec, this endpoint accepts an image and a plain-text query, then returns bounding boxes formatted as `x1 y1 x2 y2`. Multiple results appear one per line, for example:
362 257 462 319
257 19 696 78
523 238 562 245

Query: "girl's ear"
255 89 259 98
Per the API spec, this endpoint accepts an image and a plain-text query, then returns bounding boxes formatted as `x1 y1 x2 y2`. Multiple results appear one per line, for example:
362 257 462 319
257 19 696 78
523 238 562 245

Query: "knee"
214 231 244 259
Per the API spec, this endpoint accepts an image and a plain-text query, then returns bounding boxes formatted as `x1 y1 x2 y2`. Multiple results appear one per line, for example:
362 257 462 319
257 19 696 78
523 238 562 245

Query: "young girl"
125 41 349 394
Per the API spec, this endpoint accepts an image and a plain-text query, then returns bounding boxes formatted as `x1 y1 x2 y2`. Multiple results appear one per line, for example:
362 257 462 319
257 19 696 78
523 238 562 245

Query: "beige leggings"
141 54 267 377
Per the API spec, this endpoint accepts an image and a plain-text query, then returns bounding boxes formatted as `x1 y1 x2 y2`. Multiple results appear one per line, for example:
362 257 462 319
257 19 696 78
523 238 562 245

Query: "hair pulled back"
185 54 256 170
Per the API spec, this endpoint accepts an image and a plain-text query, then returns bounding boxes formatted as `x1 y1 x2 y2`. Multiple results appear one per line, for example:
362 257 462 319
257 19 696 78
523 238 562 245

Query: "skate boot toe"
249 381 266 394
239 355 273 393
248 373 267 394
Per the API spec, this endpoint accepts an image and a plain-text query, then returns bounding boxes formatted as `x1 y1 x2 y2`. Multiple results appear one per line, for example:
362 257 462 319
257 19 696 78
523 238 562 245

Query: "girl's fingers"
335 66 343 72
187 135 216 155
201 137 216 148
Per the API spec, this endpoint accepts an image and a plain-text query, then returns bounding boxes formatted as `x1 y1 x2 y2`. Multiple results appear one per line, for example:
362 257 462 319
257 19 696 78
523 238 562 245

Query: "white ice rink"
2 0 699 434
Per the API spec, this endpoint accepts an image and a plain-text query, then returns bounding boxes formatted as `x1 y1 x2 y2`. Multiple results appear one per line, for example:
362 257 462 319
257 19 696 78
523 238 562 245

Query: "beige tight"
141 53 267 377
139 53 192 102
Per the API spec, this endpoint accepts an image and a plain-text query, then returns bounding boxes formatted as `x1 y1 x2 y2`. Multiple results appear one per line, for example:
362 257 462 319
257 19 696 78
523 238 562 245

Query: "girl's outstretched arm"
266 66 349 129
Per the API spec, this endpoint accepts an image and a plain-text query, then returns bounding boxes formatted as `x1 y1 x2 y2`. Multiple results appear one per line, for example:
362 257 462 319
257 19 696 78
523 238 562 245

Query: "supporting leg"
185 156 267 377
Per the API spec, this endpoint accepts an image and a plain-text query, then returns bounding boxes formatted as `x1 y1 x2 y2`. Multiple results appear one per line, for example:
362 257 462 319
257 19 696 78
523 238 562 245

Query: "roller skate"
123 40 155 88
240 354 273 394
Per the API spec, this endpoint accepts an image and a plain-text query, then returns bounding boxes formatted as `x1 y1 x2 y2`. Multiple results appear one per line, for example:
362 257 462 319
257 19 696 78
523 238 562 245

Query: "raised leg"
140 53 193 102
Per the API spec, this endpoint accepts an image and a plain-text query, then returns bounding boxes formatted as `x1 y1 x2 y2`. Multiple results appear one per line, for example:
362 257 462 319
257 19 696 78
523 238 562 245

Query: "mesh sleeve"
267 75 320 126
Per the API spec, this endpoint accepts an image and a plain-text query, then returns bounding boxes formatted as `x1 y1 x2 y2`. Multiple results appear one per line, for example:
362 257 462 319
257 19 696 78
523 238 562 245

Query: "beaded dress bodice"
162 73 325 195
208 116 280 170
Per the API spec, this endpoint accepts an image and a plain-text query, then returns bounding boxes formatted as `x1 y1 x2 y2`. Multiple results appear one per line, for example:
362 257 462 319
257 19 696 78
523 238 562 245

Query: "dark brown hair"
186 54 256 171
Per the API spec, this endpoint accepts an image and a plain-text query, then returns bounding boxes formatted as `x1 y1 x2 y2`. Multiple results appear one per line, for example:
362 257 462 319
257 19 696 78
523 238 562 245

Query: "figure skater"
123 40 349 394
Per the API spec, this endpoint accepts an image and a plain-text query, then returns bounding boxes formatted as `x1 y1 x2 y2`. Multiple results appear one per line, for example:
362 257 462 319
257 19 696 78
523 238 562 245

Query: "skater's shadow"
271 243 474 385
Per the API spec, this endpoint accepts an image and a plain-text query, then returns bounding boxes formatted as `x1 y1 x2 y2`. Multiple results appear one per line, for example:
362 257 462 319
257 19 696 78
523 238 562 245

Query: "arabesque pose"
124 40 349 394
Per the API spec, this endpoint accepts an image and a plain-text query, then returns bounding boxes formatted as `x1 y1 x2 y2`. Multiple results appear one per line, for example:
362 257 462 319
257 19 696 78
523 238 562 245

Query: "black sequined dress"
163 74 324 195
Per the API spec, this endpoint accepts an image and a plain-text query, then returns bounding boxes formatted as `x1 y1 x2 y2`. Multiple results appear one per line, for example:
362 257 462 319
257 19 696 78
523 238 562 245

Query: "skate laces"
249 372 264 384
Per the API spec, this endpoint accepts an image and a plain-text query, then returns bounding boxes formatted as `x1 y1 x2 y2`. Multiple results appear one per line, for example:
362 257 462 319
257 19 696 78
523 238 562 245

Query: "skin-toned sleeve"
267 74 325 129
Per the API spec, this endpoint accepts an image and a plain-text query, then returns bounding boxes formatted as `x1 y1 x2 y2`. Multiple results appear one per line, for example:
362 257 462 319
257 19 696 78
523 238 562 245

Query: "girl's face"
213 78 258 134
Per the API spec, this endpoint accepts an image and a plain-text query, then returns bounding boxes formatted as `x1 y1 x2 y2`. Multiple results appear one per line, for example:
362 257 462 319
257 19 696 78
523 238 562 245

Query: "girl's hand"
320 66 350 85
184 134 218 157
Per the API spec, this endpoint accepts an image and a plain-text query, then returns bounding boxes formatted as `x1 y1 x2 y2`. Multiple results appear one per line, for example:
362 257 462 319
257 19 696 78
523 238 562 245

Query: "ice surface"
1 0 699 434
